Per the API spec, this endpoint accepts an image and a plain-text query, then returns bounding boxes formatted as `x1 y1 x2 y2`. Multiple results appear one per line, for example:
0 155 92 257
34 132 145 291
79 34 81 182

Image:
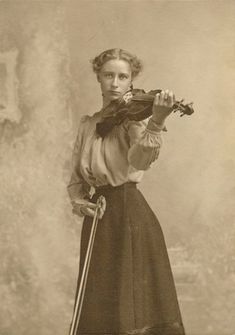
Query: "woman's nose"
111 76 118 88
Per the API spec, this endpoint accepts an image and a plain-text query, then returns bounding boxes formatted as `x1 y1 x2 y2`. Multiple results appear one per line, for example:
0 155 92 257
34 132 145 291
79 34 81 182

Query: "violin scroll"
171 99 194 117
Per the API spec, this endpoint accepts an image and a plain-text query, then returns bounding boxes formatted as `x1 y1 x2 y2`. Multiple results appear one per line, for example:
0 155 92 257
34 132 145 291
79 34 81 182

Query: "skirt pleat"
74 183 185 335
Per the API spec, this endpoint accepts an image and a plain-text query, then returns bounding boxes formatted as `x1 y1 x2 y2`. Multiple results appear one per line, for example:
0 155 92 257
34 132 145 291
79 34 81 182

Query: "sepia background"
0 1 235 334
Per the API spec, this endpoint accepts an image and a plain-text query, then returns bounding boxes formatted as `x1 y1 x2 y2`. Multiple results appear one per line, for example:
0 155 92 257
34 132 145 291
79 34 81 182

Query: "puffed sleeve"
67 117 91 213
126 117 164 170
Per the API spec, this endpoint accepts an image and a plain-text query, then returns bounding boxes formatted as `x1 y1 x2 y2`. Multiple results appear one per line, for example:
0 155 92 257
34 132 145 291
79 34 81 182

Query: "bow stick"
69 196 104 335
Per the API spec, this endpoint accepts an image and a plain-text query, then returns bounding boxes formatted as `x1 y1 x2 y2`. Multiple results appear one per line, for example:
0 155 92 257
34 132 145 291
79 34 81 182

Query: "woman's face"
98 59 132 104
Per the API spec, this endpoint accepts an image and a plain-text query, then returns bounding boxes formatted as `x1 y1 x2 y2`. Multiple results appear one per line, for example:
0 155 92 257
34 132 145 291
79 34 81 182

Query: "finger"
99 195 106 205
101 197 106 211
159 91 165 105
72 204 84 212
100 204 106 213
164 89 169 100
154 93 160 105
86 202 97 209
99 204 106 218
72 207 93 217
96 196 106 213
168 91 175 107
98 209 104 219
163 90 171 106
82 207 96 217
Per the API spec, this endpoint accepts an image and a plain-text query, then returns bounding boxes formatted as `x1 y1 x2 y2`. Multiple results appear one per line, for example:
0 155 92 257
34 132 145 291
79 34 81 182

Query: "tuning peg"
186 102 193 107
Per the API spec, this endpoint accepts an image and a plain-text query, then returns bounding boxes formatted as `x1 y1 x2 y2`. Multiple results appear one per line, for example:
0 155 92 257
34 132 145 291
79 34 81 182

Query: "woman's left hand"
152 89 175 125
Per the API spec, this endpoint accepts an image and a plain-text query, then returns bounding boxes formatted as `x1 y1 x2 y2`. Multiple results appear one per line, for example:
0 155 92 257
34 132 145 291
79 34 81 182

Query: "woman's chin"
103 92 123 106
110 96 120 101
106 95 121 104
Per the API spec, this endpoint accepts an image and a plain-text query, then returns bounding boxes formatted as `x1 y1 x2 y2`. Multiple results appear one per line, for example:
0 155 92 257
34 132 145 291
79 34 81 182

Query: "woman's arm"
127 118 163 170
67 123 91 216
68 170 106 219
127 89 174 170
67 117 106 218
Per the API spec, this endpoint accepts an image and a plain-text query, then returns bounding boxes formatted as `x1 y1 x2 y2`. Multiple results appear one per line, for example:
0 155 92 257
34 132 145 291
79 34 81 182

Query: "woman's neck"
102 97 119 109
102 97 110 108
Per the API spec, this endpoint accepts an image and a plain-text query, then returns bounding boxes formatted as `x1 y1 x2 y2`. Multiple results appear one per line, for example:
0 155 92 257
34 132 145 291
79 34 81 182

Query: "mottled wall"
0 1 235 335
0 2 79 335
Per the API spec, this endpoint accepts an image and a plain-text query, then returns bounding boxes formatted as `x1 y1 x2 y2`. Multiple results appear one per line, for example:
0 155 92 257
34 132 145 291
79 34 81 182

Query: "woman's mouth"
109 91 120 95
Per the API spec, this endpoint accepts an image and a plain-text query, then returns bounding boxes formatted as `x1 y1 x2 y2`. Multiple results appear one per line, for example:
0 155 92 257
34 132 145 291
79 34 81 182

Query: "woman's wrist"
71 199 88 217
151 114 166 126
148 117 166 132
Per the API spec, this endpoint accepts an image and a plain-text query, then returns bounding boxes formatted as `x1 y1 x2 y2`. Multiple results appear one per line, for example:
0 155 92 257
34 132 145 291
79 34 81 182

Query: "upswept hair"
91 48 143 79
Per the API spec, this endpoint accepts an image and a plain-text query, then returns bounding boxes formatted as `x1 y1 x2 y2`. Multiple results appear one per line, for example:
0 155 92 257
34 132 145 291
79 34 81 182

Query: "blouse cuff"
67 182 88 203
147 117 167 133
71 198 90 217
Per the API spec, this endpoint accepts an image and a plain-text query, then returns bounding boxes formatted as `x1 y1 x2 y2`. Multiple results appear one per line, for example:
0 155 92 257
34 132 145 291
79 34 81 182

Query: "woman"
68 48 185 335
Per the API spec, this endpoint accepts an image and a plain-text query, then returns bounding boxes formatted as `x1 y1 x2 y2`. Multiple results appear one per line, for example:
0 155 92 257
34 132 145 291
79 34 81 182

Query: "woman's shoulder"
80 114 91 124
78 113 98 127
80 110 101 123
76 112 101 137
75 115 90 133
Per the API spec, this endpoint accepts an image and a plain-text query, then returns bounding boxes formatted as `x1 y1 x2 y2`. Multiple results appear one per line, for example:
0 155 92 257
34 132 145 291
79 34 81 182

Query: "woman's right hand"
152 89 175 125
72 197 106 219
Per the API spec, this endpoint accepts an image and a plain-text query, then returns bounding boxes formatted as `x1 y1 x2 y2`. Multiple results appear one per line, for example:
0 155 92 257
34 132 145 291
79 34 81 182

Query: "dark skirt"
73 183 185 335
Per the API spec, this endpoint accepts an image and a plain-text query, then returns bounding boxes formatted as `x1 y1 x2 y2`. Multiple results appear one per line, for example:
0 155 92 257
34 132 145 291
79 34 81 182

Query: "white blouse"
67 107 165 207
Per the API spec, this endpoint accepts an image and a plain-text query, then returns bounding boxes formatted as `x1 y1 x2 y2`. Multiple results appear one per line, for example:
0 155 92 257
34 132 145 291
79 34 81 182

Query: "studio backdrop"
0 1 234 335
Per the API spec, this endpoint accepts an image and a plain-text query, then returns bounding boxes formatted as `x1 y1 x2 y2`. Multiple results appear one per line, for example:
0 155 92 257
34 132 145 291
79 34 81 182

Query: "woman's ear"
97 74 101 83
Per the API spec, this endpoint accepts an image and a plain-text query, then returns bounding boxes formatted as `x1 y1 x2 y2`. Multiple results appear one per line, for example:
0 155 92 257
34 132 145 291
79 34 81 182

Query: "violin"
96 88 194 138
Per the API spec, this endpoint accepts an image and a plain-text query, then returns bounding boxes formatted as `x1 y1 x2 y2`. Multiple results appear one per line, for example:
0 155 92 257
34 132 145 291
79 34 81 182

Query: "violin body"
96 88 194 138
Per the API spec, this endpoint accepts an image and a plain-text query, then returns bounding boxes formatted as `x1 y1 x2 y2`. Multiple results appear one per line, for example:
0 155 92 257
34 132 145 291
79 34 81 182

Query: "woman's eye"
119 74 128 80
104 73 113 79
